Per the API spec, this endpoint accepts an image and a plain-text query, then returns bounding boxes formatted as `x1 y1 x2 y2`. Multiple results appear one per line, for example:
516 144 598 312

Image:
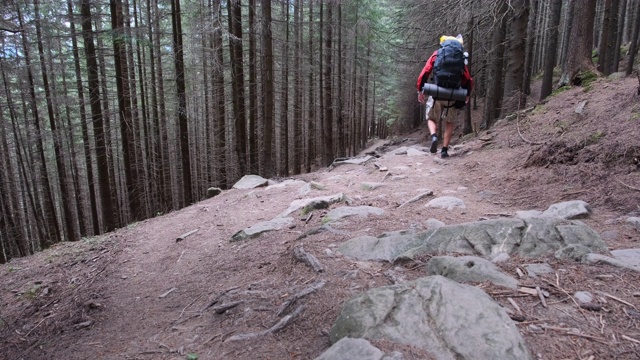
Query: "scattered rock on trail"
314 337 403 360
583 252 640 272
329 276 531 360
231 217 294 242
523 263 554 278
232 174 269 189
554 244 593 261
361 182 386 191
324 206 385 223
425 196 466 210
540 200 591 219
627 217 640 231
276 193 347 218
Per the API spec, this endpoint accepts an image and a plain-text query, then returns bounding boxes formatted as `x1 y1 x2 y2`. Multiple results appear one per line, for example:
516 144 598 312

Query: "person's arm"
416 51 437 103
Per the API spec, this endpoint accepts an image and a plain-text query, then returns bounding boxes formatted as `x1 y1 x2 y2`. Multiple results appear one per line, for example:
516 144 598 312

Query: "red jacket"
416 50 473 93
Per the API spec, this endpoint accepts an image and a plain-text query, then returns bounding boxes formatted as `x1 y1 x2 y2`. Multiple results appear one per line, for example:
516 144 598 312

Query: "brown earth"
1 75 640 360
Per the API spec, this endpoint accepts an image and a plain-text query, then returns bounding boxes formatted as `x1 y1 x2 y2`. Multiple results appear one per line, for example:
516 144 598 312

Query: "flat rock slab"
332 156 373 167
277 193 347 218
425 196 466 210
329 276 531 360
265 179 306 190
524 263 554 278
324 206 385 223
232 175 269 189
231 217 294 242
583 253 640 272
610 249 640 271
427 256 518 289
541 200 591 219
361 182 386 191
406 148 426 156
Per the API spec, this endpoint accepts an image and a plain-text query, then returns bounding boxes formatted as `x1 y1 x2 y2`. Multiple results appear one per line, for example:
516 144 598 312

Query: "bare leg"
443 122 454 147
427 119 437 135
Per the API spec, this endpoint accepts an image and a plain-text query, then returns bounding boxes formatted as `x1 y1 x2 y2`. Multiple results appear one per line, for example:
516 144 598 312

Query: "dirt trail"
2 76 640 360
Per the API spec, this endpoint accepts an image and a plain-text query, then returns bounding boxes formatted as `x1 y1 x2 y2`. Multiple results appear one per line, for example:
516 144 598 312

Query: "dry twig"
276 280 326 317
225 306 305 342
616 177 640 192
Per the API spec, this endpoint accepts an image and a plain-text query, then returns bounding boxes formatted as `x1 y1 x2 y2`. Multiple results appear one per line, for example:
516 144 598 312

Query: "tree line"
1 0 639 263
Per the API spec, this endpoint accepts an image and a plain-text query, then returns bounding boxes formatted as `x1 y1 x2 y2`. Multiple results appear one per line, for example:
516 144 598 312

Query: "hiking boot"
429 134 438 154
441 147 449 158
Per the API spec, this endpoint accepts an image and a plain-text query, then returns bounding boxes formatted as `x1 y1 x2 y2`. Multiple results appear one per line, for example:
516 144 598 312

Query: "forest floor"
1 75 640 360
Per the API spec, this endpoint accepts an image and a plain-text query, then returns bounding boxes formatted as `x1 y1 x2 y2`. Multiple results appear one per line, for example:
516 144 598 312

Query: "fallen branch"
225 306 305 342
622 334 640 345
203 286 241 311
293 246 324 273
398 190 434 208
536 286 547 308
176 229 199 242
276 280 326 317
212 301 243 314
159 287 177 299
508 297 522 314
616 177 640 192
598 291 637 309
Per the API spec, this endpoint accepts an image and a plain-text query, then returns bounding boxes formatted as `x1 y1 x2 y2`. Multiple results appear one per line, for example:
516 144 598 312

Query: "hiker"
417 35 473 158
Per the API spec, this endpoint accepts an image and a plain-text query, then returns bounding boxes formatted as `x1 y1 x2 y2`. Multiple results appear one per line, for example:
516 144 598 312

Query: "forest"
1 0 639 263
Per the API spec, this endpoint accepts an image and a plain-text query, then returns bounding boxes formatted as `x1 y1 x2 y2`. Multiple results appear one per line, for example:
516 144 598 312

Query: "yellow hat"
440 35 463 45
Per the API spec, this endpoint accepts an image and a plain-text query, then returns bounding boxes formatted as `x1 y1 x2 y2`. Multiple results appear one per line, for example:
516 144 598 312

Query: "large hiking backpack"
434 39 465 89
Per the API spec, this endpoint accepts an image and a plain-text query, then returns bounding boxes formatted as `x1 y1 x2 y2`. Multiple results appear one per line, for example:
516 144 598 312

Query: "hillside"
1 75 639 360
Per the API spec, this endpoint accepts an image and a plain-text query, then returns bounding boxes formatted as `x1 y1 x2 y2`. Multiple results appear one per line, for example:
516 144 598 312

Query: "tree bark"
503 0 529 114
248 0 258 174
626 0 640 75
227 0 247 179
483 0 508 128
540 0 563 100
81 0 117 232
261 0 275 178
613 0 627 72
212 0 227 188
171 0 193 205
17 3 62 246
323 3 334 166
560 0 598 85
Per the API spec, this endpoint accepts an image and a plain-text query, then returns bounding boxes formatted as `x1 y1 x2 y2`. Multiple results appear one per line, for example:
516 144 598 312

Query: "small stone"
491 252 510 263
574 291 594 304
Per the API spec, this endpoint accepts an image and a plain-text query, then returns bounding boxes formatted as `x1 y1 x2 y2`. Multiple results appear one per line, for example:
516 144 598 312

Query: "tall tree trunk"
559 0 575 72
598 0 613 74
336 3 345 157
626 0 640 75
305 1 315 172
540 0 564 100
171 0 193 205
81 0 117 232
261 0 275 178
279 1 290 176
523 0 539 96
111 0 142 220
34 0 79 242
248 0 258 174
323 3 334 166
227 0 247 179
212 0 227 188
483 0 508 128
16 3 61 246
560 0 598 85
292 0 303 173
68 0 99 235
613 0 627 72
503 0 529 114
463 13 474 135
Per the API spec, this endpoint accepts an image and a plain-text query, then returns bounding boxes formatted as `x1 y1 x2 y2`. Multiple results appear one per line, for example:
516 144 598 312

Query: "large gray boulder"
232 175 269 189
427 256 518 289
329 276 531 360
338 217 608 262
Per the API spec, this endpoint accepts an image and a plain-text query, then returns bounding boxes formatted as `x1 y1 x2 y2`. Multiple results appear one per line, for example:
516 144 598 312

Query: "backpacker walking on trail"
417 35 473 158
